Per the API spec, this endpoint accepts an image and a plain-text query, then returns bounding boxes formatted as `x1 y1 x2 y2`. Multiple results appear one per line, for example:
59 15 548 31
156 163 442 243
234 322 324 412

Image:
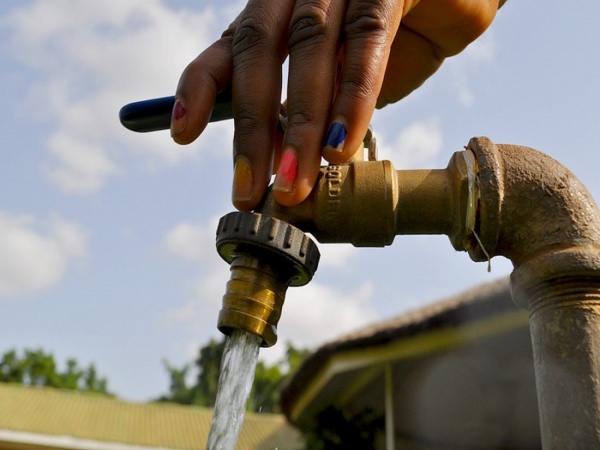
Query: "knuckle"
220 19 237 40
231 16 270 58
287 109 315 126
288 3 329 49
345 0 392 39
234 112 264 137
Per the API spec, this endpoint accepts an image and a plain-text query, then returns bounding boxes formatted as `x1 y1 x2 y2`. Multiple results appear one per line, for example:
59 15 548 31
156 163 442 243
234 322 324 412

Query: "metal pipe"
467 137 600 449
257 136 600 447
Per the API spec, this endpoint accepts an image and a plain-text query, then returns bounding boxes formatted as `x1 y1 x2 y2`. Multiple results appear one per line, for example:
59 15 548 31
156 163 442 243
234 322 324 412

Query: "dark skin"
171 0 501 210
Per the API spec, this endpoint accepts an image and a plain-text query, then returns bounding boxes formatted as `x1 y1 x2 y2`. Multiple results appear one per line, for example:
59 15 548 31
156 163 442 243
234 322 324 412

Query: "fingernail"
273 148 298 193
170 98 187 136
324 120 347 152
232 155 254 202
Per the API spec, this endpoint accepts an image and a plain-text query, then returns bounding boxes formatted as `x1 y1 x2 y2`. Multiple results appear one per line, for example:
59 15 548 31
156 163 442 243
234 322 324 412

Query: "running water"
206 329 262 449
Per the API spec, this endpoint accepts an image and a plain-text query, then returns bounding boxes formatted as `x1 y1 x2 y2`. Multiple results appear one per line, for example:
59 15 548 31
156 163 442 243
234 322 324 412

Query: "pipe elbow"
467 137 600 305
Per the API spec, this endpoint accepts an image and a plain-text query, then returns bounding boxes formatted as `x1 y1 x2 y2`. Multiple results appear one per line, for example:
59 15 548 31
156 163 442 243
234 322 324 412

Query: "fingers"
173 0 407 211
171 36 233 145
323 0 404 165
230 0 293 211
172 0 498 212
272 0 345 206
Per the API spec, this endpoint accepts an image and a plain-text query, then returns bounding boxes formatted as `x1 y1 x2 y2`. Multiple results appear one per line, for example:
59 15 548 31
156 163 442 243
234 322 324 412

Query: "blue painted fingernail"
324 121 347 152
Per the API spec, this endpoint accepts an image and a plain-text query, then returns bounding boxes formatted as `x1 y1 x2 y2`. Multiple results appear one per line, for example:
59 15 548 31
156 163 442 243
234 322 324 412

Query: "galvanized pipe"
467 137 600 449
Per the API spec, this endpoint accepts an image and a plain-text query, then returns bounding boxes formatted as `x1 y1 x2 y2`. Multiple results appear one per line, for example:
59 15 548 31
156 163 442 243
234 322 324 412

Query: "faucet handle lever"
365 126 378 161
347 125 377 163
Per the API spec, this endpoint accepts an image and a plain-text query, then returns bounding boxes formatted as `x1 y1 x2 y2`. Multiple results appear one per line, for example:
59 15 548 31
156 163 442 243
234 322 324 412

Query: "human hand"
171 0 501 211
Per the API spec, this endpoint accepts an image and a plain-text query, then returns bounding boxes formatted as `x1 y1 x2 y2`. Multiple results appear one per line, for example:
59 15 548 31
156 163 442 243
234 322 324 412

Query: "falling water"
206 329 262 449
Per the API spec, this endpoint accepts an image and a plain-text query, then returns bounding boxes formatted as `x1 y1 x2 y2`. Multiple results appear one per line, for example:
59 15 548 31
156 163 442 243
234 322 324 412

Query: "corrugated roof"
0 384 303 450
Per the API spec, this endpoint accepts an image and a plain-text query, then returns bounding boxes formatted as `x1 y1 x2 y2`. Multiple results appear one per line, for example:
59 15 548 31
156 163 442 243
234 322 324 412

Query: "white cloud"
162 217 230 345
46 132 120 195
2 0 233 194
315 242 358 270
0 212 87 298
449 31 497 107
162 272 227 331
277 280 377 349
377 118 443 168
164 217 222 265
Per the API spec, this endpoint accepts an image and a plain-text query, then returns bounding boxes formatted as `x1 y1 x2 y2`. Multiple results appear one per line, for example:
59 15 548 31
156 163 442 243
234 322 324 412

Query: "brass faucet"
121 97 600 448
215 131 480 347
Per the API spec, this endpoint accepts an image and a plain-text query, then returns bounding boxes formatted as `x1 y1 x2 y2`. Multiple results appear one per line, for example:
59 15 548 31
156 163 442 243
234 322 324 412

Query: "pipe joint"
467 136 600 268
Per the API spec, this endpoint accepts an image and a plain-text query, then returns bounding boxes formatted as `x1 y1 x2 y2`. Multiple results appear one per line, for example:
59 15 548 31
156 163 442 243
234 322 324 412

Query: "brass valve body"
259 150 477 251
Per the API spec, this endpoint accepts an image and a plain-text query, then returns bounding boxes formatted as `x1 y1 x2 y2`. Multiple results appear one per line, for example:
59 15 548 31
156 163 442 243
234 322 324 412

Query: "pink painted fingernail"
273 148 298 193
170 99 187 136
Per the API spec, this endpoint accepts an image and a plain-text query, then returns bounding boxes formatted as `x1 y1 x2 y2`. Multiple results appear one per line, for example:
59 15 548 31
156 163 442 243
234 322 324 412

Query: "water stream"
206 329 262 449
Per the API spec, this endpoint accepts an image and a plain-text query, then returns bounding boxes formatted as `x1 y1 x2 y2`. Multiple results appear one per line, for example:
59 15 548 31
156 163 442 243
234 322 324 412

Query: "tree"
194 338 225 406
158 338 226 407
248 361 283 413
0 348 111 395
159 337 310 413
161 360 195 405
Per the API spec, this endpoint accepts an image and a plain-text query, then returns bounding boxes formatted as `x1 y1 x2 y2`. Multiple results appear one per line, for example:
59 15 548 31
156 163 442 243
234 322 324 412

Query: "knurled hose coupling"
215 211 320 347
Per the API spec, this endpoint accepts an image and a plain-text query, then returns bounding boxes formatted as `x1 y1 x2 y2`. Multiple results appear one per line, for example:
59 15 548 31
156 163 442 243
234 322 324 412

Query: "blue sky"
1 0 599 401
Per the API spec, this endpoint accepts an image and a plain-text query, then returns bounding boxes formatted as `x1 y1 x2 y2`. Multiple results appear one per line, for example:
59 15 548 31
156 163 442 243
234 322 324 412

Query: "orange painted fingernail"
273 148 298 193
170 98 187 136
232 155 254 202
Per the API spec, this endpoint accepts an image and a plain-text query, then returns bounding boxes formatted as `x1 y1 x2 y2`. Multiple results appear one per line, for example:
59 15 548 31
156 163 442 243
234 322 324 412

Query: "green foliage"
248 361 283 413
160 338 310 413
285 344 310 373
162 360 195 405
0 348 111 395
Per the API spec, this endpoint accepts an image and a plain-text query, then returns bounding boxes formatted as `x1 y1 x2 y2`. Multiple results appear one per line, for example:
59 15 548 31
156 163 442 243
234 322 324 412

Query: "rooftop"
0 383 303 450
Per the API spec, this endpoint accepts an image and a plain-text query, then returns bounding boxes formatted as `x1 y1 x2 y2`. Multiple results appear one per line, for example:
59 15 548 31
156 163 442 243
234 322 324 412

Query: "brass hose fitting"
215 212 320 347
